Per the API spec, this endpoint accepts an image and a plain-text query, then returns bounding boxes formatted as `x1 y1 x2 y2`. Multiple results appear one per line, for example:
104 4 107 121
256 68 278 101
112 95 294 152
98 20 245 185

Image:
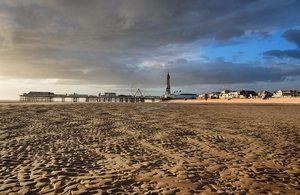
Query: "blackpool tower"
165 72 171 97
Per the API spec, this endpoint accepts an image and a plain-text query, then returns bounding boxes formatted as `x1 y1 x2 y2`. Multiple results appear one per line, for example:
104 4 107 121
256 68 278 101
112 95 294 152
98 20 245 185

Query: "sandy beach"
0 103 299 194
171 97 300 104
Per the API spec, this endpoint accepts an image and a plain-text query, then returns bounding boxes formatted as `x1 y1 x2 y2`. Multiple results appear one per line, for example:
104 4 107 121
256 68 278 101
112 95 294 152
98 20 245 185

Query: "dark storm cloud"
167 60 300 86
284 29 300 48
264 49 300 59
4 0 300 48
1 0 300 86
264 29 300 59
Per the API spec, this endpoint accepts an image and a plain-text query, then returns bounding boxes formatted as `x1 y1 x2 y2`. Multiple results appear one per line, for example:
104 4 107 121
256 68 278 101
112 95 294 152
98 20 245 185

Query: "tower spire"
165 72 171 96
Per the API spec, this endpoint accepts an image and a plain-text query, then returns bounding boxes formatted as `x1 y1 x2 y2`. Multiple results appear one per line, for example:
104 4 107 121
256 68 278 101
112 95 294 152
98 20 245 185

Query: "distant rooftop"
25 91 55 97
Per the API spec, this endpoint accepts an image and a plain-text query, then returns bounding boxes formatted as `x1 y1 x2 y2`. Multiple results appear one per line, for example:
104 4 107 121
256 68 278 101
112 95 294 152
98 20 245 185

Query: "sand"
171 97 300 104
0 103 299 194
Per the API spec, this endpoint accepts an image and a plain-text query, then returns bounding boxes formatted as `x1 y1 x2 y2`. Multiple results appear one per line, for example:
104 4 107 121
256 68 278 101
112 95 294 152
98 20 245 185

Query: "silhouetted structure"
165 72 171 97
20 91 144 103
239 90 257 98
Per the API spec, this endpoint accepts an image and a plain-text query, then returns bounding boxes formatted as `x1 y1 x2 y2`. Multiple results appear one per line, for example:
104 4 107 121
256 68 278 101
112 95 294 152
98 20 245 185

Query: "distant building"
213 90 258 99
258 91 273 99
284 90 297 97
164 72 171 98
273 90 298 97
69 93 89 98
273 90 282 98
104 92 117 97
172 93 197 100
198 91 224 99
208 92 221 99
25 91 55 97
239 90 257 98
20 91 55 102
144 96 161 103
198 94 206 100
219 90 233 99
228 91 239 98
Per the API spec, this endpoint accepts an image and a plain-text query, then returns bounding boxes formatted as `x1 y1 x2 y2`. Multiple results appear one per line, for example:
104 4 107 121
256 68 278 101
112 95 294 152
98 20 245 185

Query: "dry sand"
171 97 300 104
0 103 299 194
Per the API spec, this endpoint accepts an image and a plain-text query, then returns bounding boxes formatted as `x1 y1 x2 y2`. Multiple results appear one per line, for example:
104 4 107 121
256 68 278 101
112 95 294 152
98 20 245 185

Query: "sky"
0 0 300 99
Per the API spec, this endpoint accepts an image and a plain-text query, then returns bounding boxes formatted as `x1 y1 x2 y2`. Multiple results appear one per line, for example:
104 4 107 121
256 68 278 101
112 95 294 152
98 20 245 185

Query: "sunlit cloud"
0 0 300 99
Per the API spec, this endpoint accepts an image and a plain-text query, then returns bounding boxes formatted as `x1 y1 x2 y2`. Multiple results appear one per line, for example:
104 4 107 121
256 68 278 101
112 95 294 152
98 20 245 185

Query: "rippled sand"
0 103 299 194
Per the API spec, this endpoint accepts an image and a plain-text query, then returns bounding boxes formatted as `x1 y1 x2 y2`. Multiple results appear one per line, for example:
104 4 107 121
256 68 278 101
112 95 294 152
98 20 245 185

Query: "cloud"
3 0 300 51
0 0 300 90
166 60 300 86
264 29 300 59
283 29 300 48
264 49 300 59
2 56 299 87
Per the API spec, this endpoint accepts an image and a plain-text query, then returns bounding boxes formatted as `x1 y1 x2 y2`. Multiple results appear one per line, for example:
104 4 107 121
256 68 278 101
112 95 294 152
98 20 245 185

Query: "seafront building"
273 90 299 97
200 89 299 99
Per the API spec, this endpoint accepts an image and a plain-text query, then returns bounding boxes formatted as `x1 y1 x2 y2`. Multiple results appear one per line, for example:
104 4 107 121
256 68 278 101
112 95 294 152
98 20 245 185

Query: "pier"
20 92 144 103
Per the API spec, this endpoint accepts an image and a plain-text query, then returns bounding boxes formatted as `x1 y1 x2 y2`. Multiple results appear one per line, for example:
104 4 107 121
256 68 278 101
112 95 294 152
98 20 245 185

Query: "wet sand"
0 103 299 194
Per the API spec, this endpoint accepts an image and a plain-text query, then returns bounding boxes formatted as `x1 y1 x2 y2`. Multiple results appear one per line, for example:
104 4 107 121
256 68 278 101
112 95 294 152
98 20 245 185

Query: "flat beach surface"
171 97 300 104
0 103 299 194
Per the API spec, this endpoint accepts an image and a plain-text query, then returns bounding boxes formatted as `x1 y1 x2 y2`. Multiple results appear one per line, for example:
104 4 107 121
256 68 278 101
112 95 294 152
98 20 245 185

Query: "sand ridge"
0 103 299 194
